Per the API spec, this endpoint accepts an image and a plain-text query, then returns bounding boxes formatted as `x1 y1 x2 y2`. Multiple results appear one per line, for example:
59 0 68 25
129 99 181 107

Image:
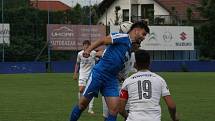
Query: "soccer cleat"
88 110 95 115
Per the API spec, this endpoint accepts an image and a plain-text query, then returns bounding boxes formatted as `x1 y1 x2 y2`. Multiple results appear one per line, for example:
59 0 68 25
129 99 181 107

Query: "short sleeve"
120 89 128 100
111 33 130 45
161 79 171 97
121 79 128 91
76 52 81 63
91 50 97 59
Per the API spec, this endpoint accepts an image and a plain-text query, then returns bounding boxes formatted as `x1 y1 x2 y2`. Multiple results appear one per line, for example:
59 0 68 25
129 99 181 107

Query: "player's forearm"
119 100 128 118
86 36 112 53
86 40 104 52
168 106 178 121
163 96 178 121
74 64 79 73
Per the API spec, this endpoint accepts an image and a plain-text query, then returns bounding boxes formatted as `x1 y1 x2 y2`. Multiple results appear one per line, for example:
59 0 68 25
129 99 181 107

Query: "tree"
0 0 28 9
197 0 215 59
0 2 101 62
69 4 83 24
186 7 192 25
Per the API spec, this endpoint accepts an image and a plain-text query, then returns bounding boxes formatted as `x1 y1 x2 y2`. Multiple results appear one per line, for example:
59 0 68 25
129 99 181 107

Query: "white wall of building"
137 0 154 4
98 0 170 25
98 0 130 25
154 2 169 15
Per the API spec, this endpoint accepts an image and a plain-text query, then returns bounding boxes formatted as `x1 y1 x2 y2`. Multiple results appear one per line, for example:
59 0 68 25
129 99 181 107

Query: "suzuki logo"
180 32 187 41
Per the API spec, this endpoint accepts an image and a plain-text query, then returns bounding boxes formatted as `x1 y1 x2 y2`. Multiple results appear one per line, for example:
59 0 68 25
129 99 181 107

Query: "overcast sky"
61 0 103 6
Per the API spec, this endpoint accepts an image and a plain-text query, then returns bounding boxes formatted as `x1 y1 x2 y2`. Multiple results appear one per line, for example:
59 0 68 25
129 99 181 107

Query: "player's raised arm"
83 36 112 58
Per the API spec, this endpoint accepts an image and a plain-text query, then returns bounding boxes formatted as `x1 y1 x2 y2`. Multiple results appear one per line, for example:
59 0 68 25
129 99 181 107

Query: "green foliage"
197 0 215 59
198 21 215 59
186 7 192 25
199 0 215 21
0 0 29 9
0 3 100 61
69 4 83 24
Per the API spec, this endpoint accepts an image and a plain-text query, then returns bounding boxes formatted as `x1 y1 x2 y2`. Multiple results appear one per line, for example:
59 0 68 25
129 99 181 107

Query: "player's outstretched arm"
83 36 112 58
163 95 179 121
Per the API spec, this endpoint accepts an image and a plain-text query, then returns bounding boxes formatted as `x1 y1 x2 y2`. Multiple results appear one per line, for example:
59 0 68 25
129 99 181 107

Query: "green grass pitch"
0 72 215 121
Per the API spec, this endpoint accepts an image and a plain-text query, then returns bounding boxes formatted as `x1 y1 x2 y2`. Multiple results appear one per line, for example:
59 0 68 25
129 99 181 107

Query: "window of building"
141 4 154 20
122 9 129 21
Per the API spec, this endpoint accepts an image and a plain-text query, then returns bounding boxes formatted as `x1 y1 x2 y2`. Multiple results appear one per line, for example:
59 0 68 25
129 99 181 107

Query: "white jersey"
120 70 170 121
76 50 96 80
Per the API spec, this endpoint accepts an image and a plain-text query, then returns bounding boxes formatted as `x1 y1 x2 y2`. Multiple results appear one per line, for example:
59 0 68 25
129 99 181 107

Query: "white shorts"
78 79 87 86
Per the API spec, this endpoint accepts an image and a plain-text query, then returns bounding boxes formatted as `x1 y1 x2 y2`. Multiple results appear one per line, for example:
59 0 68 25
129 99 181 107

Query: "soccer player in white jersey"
102 51 137 120
102 22 139 121
73 40 97 114
119 50 179 121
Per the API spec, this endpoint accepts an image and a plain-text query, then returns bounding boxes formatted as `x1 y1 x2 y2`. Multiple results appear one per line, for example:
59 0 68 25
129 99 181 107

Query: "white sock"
78 92 83 100
88 97 94 111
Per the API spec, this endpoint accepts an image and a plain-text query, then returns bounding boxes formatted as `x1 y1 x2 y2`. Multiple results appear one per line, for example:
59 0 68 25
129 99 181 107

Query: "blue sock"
106 114 117 121
69 105 83 121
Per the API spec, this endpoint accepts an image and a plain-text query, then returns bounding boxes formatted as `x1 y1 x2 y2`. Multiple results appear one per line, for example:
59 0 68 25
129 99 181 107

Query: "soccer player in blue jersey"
69 21 150 121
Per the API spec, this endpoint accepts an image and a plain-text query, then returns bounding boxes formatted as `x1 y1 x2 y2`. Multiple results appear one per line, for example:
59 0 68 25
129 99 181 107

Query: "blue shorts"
83 69 119 100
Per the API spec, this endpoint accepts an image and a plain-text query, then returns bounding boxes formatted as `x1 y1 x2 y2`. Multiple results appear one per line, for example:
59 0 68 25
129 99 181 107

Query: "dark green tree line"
197 0 215 59
0 2 100 62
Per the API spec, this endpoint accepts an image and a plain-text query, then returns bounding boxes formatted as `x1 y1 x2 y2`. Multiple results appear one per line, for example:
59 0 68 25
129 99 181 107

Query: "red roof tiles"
30 0 71 11
155 0 203 20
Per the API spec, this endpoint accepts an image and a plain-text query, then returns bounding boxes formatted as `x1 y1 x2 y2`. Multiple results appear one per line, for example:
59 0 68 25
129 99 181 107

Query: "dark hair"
83 40 91 45
135 50 150 69
128 21 150 33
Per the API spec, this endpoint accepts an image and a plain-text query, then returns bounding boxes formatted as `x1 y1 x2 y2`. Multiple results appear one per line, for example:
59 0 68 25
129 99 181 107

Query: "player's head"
135 50 150 70
128 21 150 51
83 40 91 50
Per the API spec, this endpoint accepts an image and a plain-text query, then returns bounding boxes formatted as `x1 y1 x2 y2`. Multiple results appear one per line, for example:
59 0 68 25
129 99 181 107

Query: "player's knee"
79 87 85 93
79 89 84 93
78 101 88 110
78 97 91 110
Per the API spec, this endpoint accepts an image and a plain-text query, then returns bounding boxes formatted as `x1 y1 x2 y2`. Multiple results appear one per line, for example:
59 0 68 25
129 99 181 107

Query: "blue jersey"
93 33 132 76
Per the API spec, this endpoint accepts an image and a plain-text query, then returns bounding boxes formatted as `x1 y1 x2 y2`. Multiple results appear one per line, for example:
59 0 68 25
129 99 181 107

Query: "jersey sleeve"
110 33 130 45
76 52 81 63
120 89 128 100
161 79 171 97
91 50 97 59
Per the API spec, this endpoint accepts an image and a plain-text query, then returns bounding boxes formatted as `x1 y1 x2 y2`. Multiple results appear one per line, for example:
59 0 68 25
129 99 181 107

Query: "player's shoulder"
78 50 84 54
111 32 129 38
91 50 96 54
123 72 141 84
150 72 166 82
